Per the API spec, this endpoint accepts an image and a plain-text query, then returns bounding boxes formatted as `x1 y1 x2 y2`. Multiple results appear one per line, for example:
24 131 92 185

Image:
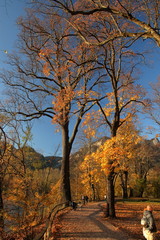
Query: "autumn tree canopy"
46 0 160 46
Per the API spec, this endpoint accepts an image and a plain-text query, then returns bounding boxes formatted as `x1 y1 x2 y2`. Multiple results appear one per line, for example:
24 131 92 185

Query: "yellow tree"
78 115 107 200
80 150 107 201
113 120 142 198
68 118 102 201
83 119 142 199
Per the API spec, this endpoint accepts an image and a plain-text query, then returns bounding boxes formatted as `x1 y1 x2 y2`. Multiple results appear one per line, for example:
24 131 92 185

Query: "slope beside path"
55 201 137 240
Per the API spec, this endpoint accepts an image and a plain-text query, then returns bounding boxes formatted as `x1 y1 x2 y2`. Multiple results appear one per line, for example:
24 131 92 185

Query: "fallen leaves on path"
107 201 160 240
52 201 160 240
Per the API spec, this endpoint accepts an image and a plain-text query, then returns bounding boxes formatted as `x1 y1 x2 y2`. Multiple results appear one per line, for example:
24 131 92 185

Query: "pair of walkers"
142 205 157 240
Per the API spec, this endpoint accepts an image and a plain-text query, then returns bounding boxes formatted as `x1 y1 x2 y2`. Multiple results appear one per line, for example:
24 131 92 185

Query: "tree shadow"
58 208 131 239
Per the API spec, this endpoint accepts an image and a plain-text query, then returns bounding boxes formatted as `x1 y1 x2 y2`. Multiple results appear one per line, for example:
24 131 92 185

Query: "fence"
33 201 69 240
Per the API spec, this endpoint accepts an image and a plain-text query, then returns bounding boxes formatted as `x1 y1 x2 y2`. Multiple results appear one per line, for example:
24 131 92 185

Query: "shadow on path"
57 202 136 240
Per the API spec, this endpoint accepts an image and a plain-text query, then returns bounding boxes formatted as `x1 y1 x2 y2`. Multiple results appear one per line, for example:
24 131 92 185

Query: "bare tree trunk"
120 171 128 199
91 183 96 201
60 123 71 202
105 125 119 218
105 171 115 218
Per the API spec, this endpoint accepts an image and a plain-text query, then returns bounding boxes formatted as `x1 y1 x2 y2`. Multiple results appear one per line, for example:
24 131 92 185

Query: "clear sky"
0 1 159 156
0 0 62 156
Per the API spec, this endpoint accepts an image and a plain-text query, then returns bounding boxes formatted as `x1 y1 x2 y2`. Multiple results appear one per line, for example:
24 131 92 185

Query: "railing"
33 201 69 240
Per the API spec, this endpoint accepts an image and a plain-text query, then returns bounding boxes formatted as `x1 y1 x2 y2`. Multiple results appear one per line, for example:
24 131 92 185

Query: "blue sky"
0 1 160 156
0 0 26 52
0 0 62 156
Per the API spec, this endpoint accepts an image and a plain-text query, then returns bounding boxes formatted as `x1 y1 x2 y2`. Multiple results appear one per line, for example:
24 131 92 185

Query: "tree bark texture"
120 171 128 199
106 171 115 218
60 123 71 202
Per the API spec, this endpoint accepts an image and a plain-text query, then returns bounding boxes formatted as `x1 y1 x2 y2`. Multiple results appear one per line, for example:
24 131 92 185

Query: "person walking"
142 205 157 240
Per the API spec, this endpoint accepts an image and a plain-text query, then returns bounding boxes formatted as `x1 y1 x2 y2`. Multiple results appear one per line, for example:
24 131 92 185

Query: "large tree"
80 36 146 216
0 7 101 202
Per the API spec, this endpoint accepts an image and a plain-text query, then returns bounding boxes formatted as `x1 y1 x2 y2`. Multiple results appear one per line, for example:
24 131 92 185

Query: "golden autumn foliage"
4 166 61 232
0 140 61 239
52 86 75 125
77 119 148 201
82 112 98 139
81 120 142 178
79 151 106 200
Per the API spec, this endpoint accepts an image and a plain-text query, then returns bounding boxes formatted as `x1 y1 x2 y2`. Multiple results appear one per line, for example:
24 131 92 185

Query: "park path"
56 202 137 240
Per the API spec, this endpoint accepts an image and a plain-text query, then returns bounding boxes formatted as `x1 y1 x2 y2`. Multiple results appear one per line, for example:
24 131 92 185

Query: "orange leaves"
52 83 99 125
4 167 61 237
38 48 53 76
43 62 50 76
83 128 96 139
76 88 99 108
52 86 75 109
39 48 53 59
96 138 125 174
82 112 97 139
52 86 75 125
80 150 103 194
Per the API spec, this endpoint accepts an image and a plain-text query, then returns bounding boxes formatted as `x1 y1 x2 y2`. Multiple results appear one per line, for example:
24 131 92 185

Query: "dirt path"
56 202 137 240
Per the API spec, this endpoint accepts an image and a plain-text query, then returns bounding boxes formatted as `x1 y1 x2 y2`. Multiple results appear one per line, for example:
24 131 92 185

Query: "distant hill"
21 145 62 170
26 137 159 170
44 156 62 169
25 137 108 170
70 136 109 168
